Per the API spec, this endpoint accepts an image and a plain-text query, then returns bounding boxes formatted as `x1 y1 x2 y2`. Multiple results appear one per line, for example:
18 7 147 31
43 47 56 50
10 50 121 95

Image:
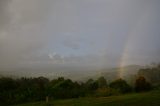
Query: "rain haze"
0 0 160 78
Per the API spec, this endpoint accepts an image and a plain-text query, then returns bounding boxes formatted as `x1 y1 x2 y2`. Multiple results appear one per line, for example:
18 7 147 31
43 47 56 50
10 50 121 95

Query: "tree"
135 76 151 92
97 77 107 88
109 79 132 93
85 79 98 91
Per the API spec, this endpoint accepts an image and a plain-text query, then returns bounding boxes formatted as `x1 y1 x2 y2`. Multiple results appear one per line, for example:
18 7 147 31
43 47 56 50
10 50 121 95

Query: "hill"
0 65 143 82
13 89 160 106
91 65 143 83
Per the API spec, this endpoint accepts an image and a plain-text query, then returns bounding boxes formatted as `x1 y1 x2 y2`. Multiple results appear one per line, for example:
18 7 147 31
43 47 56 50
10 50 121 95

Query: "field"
13 89 160 106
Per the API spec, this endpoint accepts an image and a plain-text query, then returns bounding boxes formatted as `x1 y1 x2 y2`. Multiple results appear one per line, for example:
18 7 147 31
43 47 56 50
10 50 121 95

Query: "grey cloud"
0 0 160 71
63 38 80 50
0 0 11 30
0 0 53 68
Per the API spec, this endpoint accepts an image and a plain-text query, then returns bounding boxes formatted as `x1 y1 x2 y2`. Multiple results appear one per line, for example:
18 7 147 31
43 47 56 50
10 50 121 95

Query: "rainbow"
119 11 148 78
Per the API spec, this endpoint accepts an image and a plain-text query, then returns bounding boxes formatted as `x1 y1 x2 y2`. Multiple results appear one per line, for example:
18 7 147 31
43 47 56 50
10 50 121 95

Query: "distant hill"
0 65 143 82
89 65 144 84
138 65 160 85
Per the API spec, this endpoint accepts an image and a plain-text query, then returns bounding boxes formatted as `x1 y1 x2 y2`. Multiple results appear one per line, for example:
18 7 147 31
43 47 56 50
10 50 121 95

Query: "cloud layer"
0 0 160 71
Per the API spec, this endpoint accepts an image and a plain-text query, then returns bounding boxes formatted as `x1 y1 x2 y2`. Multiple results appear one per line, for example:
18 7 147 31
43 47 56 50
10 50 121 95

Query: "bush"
95 88 120 97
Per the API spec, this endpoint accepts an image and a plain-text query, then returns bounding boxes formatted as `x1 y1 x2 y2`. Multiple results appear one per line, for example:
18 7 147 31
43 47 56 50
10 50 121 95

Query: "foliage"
109 78 132 93
0 75 154 105
95 88 120 97
13 89 160 106
135 76 152 92
97 76 108 88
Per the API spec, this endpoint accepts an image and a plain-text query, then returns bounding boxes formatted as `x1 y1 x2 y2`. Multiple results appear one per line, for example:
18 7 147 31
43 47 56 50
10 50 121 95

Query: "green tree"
109 79 132 93
135 76 151 92
85 79 98 91
97 77 107 88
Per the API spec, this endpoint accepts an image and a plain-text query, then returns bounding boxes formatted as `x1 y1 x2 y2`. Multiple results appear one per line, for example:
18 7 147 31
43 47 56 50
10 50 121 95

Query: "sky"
0 0 160 72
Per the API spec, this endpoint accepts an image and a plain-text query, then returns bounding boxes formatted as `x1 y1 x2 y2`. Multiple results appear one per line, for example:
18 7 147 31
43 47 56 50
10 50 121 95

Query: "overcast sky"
0 0 160 71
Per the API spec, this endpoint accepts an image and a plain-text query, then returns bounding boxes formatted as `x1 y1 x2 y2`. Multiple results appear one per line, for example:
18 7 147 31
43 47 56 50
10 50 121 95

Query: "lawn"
13 89 160 106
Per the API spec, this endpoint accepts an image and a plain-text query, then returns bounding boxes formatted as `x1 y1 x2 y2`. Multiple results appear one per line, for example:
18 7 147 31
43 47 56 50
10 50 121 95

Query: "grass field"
13 89 160 106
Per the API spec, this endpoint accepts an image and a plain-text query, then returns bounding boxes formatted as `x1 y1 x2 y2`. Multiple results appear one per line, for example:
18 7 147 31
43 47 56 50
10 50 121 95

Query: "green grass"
13 90 160 106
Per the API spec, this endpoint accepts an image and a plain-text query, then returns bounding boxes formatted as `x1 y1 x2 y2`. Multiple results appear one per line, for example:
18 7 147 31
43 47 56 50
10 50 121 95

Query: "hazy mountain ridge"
0 65 143 81
88 65 143 82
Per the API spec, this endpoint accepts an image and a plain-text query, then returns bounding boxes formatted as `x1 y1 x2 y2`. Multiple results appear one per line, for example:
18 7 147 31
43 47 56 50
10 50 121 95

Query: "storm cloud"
0 0 160 71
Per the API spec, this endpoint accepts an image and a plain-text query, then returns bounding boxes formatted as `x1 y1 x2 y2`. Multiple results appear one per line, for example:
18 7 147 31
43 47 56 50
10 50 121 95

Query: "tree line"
0 75 152 105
